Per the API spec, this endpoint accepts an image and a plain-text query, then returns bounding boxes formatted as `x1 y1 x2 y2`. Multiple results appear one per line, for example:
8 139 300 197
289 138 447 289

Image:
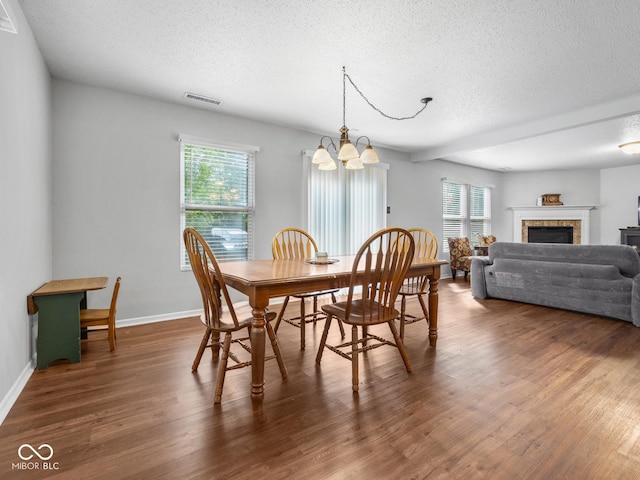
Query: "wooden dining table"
219 255 447 406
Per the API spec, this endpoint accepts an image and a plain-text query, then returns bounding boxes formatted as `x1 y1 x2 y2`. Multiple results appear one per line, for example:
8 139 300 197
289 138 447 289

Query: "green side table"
28 277 108 370
33 292 85 369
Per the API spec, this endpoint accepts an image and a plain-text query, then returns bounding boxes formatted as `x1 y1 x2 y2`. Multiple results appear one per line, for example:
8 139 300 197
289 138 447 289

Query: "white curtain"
305 151 388 255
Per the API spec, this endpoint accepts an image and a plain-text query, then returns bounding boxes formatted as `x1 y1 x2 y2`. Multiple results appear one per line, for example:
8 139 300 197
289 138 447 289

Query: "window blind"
180 136 256 266
442 180 491 251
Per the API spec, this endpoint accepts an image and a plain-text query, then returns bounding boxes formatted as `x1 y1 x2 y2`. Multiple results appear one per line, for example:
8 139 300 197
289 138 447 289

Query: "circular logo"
18 444 54 461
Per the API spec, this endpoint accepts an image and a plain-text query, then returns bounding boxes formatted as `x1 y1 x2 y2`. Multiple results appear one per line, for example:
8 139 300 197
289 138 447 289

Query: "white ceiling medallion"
0 0 17 34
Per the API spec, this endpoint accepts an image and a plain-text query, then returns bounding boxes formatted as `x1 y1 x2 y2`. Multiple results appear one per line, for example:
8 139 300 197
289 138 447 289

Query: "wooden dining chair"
315 227 415 392
397 228 438 339
80 276 122 352
272 227 344 349
184 228 287 404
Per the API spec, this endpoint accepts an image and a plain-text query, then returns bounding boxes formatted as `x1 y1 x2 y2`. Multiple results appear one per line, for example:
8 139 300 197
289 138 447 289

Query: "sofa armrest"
632 274 640 327
471 256 492 299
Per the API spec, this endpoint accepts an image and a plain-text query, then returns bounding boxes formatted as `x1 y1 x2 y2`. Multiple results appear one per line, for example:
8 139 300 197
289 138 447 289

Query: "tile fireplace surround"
510 206 596 244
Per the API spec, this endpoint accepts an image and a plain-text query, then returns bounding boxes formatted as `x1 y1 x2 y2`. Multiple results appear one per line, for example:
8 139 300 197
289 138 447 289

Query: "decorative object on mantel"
618 142 640 154
312 66 432 171
541 193 563 206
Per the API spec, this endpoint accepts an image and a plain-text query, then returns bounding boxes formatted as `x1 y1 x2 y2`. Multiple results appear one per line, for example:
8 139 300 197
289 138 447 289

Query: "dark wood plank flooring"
2 279 640 479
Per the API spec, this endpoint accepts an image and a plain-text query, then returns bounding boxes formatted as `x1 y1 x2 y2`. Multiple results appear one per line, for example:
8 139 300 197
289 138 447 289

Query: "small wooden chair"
448 236 472 280
80 277 122 351
397 228 438 339
184 228 287 404
272 228 344 349
315 227 415 392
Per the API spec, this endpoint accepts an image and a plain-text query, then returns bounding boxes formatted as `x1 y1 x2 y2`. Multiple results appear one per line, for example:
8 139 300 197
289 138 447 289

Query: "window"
442 179 491 251
306 152 388 255
180 135 257 267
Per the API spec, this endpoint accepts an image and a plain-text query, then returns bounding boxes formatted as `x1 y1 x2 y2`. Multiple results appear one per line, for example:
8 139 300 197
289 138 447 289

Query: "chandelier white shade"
359 145 379 164
312 145 332 164
619 142 640 154
337 140 359 163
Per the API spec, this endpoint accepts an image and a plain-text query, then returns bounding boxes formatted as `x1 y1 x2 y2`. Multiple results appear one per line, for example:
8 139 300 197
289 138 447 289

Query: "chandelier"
312 66 432 170
619 142 640 155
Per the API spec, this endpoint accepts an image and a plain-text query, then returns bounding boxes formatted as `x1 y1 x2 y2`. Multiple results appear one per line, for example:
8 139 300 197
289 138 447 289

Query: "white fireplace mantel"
509 206 597 244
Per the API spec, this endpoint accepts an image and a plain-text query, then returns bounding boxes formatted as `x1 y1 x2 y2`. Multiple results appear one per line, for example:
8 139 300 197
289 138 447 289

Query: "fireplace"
510 206 595 244
528 226 573 244
522 220 581 243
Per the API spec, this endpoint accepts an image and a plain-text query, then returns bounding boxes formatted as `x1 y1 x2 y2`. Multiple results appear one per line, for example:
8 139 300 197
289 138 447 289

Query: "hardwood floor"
2 279 640 479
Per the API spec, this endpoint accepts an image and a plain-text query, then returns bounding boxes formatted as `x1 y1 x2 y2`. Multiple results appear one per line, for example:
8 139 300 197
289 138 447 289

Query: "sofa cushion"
485 258 633 321
488 242 640 278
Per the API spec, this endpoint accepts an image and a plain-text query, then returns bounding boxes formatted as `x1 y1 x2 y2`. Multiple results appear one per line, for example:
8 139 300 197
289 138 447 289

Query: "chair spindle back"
404 228 438 293
344 227 415 321
272 228 319 260
183 228 240 329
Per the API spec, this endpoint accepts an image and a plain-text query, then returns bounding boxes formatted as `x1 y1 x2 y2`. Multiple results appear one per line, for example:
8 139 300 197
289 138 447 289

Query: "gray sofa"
471 242 640 326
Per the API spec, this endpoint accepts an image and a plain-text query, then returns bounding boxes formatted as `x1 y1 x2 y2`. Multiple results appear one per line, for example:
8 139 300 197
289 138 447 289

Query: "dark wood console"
620 227 640 252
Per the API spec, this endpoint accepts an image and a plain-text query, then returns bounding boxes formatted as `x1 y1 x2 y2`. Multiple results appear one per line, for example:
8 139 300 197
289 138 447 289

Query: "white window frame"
179 134 258 269
442 178 492 252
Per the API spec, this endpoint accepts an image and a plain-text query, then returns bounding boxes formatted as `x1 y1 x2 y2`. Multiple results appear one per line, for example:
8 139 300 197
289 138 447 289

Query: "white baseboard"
115 309 204 328
0 362 34 425
115 302 254 328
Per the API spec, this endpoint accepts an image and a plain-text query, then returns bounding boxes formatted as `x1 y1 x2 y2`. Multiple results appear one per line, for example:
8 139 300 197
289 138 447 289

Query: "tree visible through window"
180 135 256 267
442 180 491 251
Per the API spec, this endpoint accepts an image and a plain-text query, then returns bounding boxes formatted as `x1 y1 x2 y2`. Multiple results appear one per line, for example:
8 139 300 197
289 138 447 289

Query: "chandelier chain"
343 68 429 121
343 67 347 126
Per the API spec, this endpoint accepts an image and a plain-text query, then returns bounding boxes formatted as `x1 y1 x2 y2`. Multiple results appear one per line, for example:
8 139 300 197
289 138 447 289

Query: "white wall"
600 164 640 245
51 79 513 322
43 81 638 346
51 80 416 320
500 169 602 243
0 0 52 420
497 166 640 246
388 159 505 255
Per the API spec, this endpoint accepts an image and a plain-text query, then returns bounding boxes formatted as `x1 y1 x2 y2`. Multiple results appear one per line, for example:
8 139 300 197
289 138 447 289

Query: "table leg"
428 275 439 347
212 283 222 358
80 292 88 340
33 292 84 369
250 306 267 405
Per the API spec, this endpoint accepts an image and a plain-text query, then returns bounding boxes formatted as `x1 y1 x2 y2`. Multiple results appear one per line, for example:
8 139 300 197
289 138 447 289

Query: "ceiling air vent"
184 92 222 106
0 0 17 34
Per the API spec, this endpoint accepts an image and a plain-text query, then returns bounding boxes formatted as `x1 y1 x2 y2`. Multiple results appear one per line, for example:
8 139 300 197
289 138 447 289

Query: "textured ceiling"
16 0 640 171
